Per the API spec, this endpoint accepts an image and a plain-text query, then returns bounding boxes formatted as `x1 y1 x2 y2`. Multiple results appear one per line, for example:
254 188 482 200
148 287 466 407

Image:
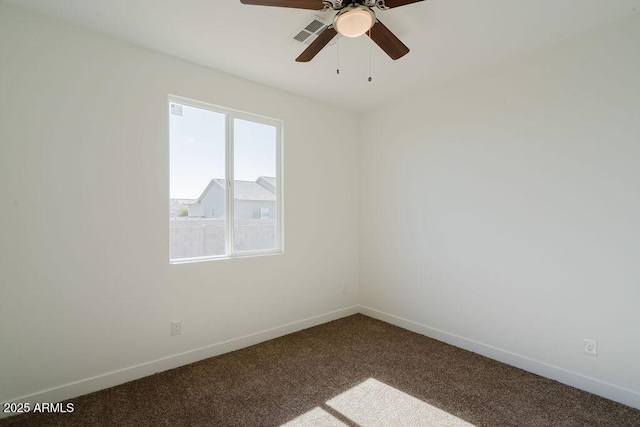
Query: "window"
169 96 283 262
252 208 269 219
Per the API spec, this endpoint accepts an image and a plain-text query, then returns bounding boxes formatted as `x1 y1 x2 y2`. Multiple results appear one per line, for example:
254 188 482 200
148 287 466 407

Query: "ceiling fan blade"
295 26 337 62
368 20 410 60
240 0 327 10
381 0 424 8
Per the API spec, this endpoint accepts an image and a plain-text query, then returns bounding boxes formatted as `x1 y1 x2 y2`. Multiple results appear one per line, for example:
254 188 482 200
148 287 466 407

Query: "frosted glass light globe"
334 6 375 38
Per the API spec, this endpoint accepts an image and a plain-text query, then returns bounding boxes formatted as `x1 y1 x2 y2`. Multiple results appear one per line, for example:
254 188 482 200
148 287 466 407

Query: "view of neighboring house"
177 176 276 220
169 199 194 217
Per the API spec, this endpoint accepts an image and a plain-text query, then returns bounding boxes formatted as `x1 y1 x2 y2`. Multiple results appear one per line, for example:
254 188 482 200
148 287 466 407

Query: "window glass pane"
233 118 277 252
169 103 226 260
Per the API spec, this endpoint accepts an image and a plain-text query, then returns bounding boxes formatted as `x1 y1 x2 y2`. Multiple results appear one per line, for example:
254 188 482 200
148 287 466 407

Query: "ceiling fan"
240 0 424 62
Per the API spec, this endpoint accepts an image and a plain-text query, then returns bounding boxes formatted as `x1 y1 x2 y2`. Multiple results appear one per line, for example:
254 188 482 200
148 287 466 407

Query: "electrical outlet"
342 285 348 295
171 321 182 336
583 338 597 356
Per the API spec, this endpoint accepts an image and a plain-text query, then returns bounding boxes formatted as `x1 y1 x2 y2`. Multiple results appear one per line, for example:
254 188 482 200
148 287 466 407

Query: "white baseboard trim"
1 305 360 419
359 305 640 410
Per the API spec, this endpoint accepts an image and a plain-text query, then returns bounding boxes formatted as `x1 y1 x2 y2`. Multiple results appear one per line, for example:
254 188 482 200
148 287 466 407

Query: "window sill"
170 250 284 265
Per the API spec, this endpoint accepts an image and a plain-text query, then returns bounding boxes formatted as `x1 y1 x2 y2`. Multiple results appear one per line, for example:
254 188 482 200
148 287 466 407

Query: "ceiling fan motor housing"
334 0 381 7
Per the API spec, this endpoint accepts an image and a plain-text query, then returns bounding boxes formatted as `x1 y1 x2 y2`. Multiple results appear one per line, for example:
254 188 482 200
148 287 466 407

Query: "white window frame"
169 95 284 263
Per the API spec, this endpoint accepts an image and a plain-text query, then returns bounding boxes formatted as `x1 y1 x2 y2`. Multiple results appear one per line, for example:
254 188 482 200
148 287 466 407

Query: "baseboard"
1 305 360 419
359 305 640 410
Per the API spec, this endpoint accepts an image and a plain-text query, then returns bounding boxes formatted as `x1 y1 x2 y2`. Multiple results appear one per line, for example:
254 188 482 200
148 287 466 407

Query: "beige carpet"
2 314 639 426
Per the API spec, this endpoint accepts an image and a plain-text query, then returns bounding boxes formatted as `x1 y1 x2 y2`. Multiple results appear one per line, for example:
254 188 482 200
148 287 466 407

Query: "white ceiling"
7 0 640 112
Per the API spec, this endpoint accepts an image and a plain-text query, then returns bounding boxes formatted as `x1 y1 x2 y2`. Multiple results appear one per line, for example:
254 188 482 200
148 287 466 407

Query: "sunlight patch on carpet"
281 407 348 427
282 378 475 426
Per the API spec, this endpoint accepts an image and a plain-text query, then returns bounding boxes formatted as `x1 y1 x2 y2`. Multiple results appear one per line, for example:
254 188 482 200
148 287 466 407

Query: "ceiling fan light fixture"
333 5 376 38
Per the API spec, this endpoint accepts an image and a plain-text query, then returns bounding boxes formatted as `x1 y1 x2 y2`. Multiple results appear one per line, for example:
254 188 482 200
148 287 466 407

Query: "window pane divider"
226 113 235 257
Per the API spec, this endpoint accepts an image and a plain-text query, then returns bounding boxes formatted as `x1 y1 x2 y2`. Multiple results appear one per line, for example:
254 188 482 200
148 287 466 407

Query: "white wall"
0 3 359 406
360 13 640 408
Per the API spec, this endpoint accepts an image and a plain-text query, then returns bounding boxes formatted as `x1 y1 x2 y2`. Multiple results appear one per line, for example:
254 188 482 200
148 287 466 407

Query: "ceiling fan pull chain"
337 38 340 75
368 29 373 82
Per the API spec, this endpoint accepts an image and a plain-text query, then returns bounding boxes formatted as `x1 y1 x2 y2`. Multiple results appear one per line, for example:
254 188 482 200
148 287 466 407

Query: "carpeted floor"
2 314 639 426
